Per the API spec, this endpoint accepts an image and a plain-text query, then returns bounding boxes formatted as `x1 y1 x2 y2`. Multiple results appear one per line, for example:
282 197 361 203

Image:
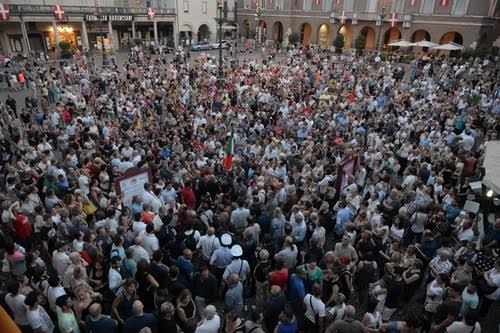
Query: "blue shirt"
123 313 157 333
336 207 353 236
177 256 193 277
210 247 232 269
85 315 117 333
277 316 297 333
287 274 305 308
225 282 244 313
131 202 143 215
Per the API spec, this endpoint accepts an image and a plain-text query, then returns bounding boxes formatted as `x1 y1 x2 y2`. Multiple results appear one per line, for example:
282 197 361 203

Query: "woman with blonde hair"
175 289 196 332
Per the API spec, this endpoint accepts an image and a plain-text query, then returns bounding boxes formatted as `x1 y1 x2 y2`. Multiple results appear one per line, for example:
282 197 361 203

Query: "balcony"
8 4 175 16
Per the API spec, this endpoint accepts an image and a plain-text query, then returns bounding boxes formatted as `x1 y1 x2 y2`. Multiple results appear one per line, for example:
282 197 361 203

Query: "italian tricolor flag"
224 131 235 170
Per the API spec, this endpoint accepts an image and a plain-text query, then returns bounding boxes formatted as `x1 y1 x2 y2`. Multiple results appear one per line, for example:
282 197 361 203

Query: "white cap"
221 233 232 246
230 245 243 257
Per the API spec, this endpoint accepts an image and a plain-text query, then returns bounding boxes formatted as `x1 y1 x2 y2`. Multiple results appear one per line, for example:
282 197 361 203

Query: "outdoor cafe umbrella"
432 42 464 50
387 40 413 47
411 40 439 48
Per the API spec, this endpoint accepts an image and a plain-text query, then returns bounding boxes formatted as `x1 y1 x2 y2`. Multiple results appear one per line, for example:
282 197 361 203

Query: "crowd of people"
0 43 499 333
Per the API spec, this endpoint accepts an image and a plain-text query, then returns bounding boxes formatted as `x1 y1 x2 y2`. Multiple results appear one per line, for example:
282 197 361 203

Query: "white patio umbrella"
411 40 438 48
387 40 413 47
432 42 464 50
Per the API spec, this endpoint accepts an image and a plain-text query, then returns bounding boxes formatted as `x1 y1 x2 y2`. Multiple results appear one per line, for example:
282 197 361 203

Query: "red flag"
0 3 10 20
389 12 398 27
53 5 65 20
315 0 320 5
440 0 449 5
147 7 155 20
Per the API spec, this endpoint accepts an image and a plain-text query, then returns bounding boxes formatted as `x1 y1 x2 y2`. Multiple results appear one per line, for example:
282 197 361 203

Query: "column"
153 21 158 43
132 21 136 39
173 20 178 48
20 19 31 53
80 21 89 51
108 20 113 51
52 21 59 51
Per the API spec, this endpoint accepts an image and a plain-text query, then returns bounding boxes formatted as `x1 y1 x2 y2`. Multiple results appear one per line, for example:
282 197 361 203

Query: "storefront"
85 14 134 51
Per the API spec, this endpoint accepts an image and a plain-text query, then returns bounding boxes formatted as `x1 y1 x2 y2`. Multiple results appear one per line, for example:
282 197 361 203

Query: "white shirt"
195 314 221 333
304 294 326 323
108 267 123 291
130 244 150 264
27 305 55 333
5 293 29 326
132 221 147 236
52 250 71 277
197 234 221 260
47 286 66 313
142 233 159 258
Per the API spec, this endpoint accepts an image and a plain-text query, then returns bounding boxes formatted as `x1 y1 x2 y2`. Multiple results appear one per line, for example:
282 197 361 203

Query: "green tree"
58 40 72 59
288 32 299 45
333 34 345 53
355 34 366 50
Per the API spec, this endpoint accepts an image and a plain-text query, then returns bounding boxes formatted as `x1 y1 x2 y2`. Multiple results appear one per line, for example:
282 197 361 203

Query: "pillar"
173 21 178 48
80 20 89 51
20 19 31 53
132 21 136 39
108 20 113 51
153 21 158 43
52 21 59 52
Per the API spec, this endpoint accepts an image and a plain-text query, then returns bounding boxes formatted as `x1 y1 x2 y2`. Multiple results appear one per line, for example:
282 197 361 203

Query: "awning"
482 141 500 195
222 23 237 31
432 42 463 51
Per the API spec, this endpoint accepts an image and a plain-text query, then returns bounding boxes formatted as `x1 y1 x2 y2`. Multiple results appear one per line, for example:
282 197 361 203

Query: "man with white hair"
195 305 220 333
123 300 157 333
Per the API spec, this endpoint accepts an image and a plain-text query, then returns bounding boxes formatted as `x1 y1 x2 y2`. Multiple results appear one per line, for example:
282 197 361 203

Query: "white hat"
221 233 232 246
230 245 243 257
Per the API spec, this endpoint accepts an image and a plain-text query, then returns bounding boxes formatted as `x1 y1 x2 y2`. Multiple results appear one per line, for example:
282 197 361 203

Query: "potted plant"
333 34 345 54
288 32 299 46
354 34 366 55
58 40 72 59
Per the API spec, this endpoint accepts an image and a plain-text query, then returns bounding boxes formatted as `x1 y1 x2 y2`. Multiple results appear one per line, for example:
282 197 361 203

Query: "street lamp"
374 5 386 52
96 1 109 66
217 0 224 84
254 1 261 49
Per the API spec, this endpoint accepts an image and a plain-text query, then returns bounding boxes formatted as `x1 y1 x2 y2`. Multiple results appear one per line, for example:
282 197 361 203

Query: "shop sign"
85 14 133 22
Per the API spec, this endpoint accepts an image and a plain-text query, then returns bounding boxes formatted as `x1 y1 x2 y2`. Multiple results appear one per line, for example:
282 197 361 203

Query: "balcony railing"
9 4 175 15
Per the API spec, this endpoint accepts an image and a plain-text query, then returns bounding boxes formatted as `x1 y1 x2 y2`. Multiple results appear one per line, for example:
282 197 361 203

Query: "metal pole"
375 6 386 52
97 5 109 66
219 9 223 81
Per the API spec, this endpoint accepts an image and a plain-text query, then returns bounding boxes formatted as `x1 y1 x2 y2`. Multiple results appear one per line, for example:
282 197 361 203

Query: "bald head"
207 227 215 236
132 300 144 316
88 303 101 317
228 273 240 285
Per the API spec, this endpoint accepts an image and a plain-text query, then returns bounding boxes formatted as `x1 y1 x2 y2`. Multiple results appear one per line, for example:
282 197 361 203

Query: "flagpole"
375 5 386 52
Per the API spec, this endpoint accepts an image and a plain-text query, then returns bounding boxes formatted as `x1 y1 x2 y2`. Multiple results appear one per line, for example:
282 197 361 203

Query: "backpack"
184 231 197 251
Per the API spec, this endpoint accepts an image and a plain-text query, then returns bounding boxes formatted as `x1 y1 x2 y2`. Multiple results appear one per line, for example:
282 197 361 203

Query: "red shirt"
15 214 32 239
270 268 289 289
180 188 196 209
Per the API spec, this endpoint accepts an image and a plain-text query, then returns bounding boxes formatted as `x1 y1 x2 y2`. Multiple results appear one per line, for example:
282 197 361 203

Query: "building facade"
0 0 176 57
237 0 500 52
176 0 238 46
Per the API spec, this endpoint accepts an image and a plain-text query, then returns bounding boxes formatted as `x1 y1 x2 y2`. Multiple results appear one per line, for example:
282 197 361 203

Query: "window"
303 0 312 11
276 0 284 9
420 0 436 14
343 0 354 12
145 0 151 7
9 36 23 53
322 0 332 11
392 0 404 12
244 0 251 9
202 0 207 14
183 0 189 12
366 0 378 12
452 0 469 15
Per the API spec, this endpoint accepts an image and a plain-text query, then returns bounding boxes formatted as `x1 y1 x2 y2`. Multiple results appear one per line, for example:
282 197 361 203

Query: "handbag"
83 200 97 215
